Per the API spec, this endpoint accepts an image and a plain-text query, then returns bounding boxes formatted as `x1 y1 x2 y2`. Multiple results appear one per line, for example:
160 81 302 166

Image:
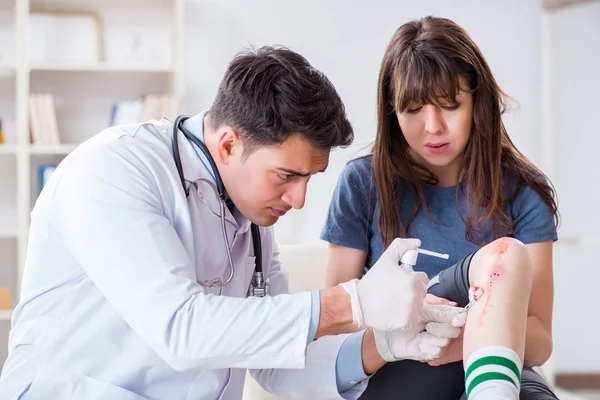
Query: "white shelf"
31 0 172 6
28 144 78 155
0 65 15 77
0 229 17 239
0 0 185 366
0 145 18 155
30 64 176 73
0 309 13 321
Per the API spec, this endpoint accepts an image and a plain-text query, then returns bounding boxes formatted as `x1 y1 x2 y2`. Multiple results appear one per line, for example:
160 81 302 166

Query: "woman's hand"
424 293 457 307
423 293 464 366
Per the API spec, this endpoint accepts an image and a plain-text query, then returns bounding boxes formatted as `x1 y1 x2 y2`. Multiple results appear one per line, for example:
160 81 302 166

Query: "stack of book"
29 93 60 145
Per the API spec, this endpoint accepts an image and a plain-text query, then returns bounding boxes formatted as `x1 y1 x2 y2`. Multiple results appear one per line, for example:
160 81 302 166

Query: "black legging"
359 360 558 399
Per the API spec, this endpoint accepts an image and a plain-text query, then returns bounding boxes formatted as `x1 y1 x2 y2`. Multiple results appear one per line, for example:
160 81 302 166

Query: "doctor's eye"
277 173 293 180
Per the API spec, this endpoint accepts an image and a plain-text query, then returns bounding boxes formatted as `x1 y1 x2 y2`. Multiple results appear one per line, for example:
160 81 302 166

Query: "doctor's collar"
182 112 235 211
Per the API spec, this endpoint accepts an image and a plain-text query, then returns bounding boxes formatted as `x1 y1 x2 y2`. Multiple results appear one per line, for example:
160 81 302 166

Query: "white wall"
183 0 543 243
550 1 600 373
183 0 598 373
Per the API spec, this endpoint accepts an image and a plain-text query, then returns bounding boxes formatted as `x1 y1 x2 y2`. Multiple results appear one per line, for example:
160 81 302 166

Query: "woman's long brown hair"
373 16 559 247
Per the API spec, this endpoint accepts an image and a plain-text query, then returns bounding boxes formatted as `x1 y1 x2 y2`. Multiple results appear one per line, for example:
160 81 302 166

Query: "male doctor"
0 47 463 400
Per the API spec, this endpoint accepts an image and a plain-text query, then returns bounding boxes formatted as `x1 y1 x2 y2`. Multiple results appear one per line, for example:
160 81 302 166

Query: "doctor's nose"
282 181 308 210
424 105 444 135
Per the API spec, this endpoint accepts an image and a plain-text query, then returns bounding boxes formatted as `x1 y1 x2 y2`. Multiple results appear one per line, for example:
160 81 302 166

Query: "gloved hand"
374 303 465 362
339 238 428 331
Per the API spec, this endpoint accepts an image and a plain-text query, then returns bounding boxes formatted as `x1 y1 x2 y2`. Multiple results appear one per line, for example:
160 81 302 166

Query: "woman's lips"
425 143 449 155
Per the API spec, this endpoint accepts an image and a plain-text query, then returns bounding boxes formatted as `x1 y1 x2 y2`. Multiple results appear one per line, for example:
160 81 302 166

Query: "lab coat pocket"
243 256 256 297
8 316 60 351
27 373 149 400
76 375 149 400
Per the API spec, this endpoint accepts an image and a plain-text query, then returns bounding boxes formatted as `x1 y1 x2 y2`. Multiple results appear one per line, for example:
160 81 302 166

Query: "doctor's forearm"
361 329 386 374
524 316 553 367
315 286 353 338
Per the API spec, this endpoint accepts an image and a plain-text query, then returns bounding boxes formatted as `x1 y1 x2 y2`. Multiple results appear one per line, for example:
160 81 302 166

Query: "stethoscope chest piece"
248 272 269 297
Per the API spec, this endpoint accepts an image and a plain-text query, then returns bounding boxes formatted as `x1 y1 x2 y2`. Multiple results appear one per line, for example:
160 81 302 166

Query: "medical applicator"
399 248 449 271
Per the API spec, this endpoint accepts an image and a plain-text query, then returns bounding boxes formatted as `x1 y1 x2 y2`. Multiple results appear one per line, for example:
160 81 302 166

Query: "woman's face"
396 77 473 186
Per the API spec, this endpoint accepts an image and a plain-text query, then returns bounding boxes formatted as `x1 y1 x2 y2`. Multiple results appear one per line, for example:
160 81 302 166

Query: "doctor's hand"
428 330 464 366
426 300 468 366
374 303 464 362
339 238 428 331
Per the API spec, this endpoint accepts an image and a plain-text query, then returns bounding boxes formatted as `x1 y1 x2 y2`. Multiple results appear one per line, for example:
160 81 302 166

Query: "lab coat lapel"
172 113 238 227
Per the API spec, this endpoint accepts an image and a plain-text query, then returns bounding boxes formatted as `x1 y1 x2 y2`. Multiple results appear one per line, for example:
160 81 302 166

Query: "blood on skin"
489 238 510 256
472 260 506 328
471 286 484 301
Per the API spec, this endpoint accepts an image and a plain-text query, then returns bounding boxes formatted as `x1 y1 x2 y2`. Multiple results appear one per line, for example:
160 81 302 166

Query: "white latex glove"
339 238 428 331
375 303 465 362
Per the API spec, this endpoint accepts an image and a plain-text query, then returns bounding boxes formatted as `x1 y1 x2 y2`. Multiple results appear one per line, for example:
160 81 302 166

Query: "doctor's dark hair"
208 46 354 156
373 16 559 247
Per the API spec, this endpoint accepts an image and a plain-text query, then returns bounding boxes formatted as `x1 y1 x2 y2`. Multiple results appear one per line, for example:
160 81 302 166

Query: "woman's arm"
325 244 367 288
523 240 554 367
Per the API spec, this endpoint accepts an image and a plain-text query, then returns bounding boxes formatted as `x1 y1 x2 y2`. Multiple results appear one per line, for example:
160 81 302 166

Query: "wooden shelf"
30 64 175 73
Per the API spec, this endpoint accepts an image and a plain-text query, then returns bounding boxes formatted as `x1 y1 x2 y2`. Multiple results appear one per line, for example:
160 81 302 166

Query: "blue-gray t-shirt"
320 155 558 278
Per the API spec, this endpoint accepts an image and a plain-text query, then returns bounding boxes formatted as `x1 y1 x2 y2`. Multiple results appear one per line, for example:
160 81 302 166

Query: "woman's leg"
459 368 559 400
462 237 533 399
361 237 555 400
359 360 465 400
518 369 559 400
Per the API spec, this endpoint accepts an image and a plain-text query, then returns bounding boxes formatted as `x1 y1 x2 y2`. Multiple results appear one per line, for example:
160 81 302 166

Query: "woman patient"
322 16 559 399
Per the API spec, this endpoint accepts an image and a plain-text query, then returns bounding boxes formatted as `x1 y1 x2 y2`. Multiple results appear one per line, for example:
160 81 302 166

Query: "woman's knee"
469 237 533 285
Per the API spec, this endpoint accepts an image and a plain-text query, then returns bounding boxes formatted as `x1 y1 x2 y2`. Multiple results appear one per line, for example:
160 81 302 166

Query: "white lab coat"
0 117 367 400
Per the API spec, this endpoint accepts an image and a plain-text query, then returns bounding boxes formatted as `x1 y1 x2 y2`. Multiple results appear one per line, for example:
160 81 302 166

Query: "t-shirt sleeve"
510 181 558 244
320 158 374 252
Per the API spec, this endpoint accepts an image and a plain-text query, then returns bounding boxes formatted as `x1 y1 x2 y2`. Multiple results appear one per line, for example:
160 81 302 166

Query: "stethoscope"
171 115 269 297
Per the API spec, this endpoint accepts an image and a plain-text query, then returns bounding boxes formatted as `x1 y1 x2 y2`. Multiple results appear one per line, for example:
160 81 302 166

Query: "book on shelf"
0 286 12 310
110 93 177 126
39 164 57 194
29 93 60 146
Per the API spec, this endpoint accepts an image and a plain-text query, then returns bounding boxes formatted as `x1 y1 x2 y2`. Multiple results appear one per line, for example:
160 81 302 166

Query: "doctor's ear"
215 127 242 164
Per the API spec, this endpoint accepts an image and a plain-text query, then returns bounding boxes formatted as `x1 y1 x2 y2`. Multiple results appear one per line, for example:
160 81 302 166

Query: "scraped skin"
463 237 533 366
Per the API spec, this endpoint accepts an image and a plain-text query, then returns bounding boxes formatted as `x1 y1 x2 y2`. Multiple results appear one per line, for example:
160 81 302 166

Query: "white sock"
465 346 522 400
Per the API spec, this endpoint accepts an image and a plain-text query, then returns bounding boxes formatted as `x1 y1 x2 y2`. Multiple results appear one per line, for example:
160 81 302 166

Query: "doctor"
0 46 462 400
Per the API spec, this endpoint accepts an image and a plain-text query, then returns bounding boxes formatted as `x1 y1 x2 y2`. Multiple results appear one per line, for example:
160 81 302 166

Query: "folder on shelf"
39 164 57 194
110 93 177 126
110 98 144 126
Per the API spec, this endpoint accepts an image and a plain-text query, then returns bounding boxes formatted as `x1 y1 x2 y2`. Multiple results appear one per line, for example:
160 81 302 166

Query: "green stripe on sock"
466 372 518 398
465 355 521 383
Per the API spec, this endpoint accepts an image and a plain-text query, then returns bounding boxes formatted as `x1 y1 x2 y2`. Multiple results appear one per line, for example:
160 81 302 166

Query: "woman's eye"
406 107 422 114
443 104 460 111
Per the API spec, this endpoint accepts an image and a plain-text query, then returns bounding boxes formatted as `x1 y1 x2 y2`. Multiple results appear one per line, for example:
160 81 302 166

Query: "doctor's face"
226 134 330 226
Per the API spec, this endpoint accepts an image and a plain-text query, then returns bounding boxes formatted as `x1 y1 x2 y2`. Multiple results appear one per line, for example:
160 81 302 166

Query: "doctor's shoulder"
48 122 174 197
78 121 173 168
